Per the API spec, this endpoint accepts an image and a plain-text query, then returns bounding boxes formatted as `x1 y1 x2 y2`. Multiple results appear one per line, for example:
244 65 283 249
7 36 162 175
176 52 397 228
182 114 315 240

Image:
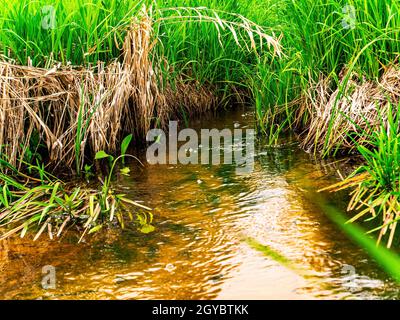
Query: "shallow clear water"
0 107 399 300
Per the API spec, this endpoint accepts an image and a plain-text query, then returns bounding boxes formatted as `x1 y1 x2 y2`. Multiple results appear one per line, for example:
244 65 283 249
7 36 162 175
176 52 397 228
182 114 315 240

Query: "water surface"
0 107 399 299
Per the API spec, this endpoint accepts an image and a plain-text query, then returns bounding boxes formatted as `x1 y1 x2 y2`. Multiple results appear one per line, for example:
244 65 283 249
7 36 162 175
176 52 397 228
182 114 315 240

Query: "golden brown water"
0 107 399 300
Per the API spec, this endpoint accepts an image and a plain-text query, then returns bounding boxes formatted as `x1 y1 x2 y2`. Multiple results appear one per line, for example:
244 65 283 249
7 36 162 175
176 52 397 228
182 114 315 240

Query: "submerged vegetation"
0 0 400 262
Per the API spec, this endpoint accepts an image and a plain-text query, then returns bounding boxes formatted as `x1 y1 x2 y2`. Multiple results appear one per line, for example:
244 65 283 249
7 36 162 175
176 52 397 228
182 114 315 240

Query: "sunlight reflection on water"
0 108 398 300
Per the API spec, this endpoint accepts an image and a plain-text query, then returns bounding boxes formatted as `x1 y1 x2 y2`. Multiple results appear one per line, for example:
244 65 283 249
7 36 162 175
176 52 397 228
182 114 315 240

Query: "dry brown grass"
299 65 400 154
0 10 218 172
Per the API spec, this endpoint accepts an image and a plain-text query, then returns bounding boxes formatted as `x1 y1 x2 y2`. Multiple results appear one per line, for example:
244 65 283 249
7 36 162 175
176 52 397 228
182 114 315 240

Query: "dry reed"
299 66 400 154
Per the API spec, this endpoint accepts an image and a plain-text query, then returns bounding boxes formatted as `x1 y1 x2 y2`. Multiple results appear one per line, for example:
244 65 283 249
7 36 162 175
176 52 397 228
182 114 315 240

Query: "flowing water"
0 107 399 300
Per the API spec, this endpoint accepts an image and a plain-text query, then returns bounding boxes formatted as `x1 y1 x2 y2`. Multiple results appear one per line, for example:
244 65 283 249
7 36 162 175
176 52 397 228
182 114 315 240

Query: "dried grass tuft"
299 66 400 154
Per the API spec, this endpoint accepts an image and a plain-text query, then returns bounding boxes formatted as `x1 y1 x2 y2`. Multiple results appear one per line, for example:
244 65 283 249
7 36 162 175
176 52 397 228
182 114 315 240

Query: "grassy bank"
2 1 399 157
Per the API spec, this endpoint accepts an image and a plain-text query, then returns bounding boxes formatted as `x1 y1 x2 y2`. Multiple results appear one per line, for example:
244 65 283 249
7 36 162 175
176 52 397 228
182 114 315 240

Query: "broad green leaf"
121 134 133 156
95 150 111 160
140 224 155 234
88 224 103 234
120 167 130 176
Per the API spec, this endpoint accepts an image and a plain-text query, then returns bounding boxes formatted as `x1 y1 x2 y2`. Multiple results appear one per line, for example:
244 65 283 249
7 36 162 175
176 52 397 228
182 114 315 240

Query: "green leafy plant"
121 134 133 166
0 147 154 241
321 103 400 248
93 134 155 237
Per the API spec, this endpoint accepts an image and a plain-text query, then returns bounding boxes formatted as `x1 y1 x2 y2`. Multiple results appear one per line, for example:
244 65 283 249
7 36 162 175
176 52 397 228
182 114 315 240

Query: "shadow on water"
0 107 399 299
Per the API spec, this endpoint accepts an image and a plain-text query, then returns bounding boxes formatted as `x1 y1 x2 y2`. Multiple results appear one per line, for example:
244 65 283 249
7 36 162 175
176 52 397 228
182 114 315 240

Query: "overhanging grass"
2 0 400 152
311 191 400 283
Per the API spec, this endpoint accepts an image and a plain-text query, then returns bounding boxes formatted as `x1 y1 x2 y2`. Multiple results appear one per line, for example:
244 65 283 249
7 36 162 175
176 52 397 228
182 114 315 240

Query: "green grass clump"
0 0 144 66
0 0 282 173
321 104 400 248
1 0 400 146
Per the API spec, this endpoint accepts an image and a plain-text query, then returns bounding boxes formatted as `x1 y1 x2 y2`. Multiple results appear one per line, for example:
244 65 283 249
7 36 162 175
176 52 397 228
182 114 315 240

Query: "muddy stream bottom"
0 107 399 300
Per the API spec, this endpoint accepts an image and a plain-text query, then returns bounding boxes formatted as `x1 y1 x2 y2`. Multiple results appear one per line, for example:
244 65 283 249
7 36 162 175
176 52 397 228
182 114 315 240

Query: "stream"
0 107 399 300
